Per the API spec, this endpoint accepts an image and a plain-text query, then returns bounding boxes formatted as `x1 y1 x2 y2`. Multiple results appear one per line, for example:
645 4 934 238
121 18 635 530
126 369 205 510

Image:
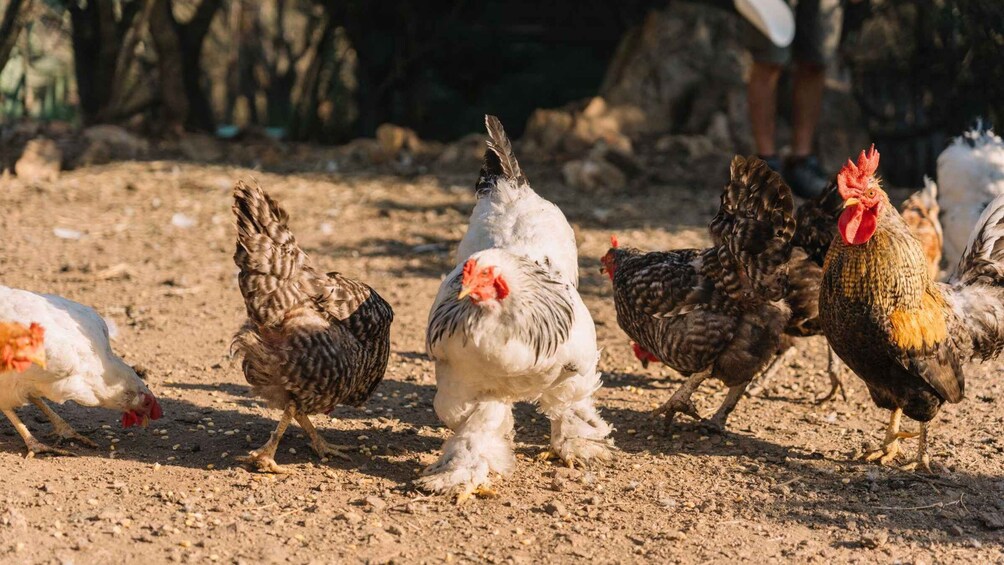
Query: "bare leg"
705 383 749 431
816 347 846 403
746 346 796 398
791 62 826 157
653 372 709 426
239 403 295 473
30 398 97 447
295 414 353 461
900 421 932 473
864 408 918 465
748 62 783 156
2 408 74 458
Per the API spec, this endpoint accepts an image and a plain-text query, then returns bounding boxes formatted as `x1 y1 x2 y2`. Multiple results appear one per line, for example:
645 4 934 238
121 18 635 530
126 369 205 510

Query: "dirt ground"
1 153 1003 565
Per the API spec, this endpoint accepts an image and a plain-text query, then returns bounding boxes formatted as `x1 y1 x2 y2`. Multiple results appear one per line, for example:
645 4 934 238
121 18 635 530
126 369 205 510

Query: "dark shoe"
784 155 828 198
758 154 784 175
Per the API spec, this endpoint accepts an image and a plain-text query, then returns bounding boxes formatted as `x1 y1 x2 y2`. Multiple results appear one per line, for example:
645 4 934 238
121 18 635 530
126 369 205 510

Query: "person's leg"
748 62 784 158
791 62 825 157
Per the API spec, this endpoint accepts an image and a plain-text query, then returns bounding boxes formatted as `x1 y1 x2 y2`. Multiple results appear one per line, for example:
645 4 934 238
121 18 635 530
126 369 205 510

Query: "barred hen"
820 146 1004 471
419 116 611 501
601 156 795 429
231 181 393 473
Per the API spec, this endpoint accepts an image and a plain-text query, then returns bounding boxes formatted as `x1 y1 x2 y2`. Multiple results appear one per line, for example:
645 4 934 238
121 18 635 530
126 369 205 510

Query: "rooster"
752 174 943 401
937 121 1004 270
419 116 612 501
0 289 162 457
819 146 1004 471
601 156 796 429
231 181 394 473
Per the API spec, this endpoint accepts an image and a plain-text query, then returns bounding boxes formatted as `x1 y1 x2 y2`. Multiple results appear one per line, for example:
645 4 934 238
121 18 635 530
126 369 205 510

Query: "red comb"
610 235 619 248
28 323 44 347
837 144 880 199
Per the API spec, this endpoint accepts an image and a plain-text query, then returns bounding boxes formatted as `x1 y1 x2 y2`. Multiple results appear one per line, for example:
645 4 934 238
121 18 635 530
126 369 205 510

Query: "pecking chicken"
937 120 1004 270
601 156 796 429
419 116 612 501
819 146 1004 471
231 180 393 473
0 288 162 457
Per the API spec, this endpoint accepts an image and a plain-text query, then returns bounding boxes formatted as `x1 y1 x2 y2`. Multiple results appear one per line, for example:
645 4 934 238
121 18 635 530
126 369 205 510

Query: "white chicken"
937 121 1004 269
419 116 612 500
0 286 162 457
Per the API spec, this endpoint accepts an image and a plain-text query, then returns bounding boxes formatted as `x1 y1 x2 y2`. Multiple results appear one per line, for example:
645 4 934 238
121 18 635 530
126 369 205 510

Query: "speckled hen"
231 180 393 473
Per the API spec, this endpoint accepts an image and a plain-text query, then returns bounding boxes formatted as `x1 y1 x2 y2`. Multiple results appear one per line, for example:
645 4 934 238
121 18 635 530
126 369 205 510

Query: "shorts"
743 0 843 66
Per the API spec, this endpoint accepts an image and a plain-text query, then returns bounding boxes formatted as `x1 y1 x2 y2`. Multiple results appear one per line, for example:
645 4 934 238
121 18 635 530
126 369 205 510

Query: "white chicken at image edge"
0 286 162 457
419 115 613 500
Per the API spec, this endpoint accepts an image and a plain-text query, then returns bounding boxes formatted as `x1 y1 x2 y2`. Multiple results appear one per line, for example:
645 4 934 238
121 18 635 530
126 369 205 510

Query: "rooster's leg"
295 414 353 461
653 372 708 426
705 383 749 431
815 347 847 404
863 408 918 465
2 408 74 458
239 403 295 473
746 346 795 398
30 398 97 448
900 422 932 473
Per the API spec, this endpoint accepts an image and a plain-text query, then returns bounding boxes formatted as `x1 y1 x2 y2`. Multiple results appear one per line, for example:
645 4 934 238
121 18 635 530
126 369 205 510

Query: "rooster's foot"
24 437 75 459
653 397 702 426
237 451 289 474
899 454 932 474
31 398 97 448
311 439 354 462
455 484 499 505
815 372 846 404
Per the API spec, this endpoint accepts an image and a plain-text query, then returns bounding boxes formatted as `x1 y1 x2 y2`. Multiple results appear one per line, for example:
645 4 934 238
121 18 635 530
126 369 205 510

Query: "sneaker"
784 155 828 198
759 154 784 175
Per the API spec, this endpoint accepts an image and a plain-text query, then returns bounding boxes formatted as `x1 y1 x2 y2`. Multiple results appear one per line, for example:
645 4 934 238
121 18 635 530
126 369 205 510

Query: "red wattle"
149 396 163 420
838 205 878 245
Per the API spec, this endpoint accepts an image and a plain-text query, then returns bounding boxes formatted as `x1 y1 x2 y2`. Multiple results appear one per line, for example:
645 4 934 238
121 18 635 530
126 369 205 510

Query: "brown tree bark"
0 0 31 75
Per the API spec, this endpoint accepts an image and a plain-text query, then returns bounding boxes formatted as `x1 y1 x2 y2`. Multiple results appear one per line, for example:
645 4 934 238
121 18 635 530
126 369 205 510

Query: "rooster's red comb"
837 144 880 199
610 235 619 248
28 323 44 346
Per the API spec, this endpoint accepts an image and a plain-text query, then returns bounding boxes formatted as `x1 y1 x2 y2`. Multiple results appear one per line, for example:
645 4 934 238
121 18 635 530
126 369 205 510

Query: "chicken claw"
295 414 353 461
815 348 847 404
652 372 708 427
455 484 499 504
240 403 294 474
31 398 97 448
863 408 918 466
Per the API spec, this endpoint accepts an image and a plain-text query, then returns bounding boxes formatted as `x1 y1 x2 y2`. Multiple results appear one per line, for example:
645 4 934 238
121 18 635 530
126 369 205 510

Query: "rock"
562 156 627 192
436 133 486 167
375 123 422 156
522 108 575 153
82 125 150 157
979 511 1004 530
364 496 387 511
15 138 62 182
179 133 224 162
544 501 570 518
860 530 888 549
336 511 362 525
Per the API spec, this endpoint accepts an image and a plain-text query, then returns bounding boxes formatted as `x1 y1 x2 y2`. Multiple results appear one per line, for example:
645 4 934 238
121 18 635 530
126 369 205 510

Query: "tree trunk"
0 0 31 75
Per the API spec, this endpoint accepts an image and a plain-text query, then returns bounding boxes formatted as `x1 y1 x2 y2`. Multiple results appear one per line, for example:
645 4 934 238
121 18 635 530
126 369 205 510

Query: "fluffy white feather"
938 122 1004 270
0 286 159 425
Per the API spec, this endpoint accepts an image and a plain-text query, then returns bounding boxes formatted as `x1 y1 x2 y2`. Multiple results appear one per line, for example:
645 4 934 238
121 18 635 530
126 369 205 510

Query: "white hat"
734 0 796 48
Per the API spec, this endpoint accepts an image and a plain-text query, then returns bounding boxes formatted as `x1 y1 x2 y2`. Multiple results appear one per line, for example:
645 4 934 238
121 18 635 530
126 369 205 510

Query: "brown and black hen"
601 156 796 429
820 146 1004 471
231 181 394 473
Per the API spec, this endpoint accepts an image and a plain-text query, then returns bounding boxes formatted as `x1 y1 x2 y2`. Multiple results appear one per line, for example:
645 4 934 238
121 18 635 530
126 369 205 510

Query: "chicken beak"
27 349 47 370
141 414 151 428
844 197 861 208
458 286 472 300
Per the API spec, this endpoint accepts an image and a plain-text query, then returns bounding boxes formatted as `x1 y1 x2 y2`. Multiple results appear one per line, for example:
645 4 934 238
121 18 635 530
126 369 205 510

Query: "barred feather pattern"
427 256 574 363
709 156 796 302
605 245 789 387
476 115 529 196
231 181 394 413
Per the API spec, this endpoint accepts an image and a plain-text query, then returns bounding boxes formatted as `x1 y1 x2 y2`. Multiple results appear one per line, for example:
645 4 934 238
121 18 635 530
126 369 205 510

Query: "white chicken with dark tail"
419 116 612 500
937 120 1004 270
0 287 162 457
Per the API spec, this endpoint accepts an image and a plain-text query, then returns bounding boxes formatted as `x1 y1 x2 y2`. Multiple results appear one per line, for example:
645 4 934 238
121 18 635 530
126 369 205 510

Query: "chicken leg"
30 398 97 448
239 403 295 473
745 346 796 397
295 414 353 461
900 421 932 473
704 383 749 431
864 408 918 465
2 408 74 458
815 347 846 404
653 372 708 426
